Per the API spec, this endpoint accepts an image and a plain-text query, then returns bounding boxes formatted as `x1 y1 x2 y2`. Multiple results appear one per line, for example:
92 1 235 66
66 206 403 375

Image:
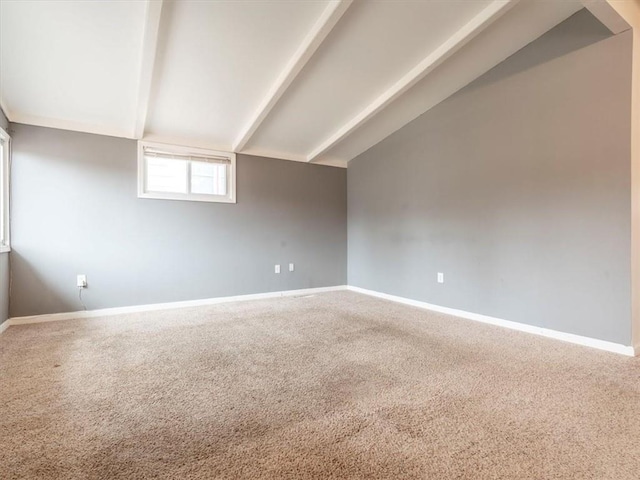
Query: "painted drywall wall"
10 125 346 317
0 253 8 325
0 109 8 130
0 108 9 324
348 10 633 345
606 1 640 350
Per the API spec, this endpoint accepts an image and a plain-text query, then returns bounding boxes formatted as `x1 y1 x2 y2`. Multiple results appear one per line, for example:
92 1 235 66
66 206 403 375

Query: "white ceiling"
0 0 605 167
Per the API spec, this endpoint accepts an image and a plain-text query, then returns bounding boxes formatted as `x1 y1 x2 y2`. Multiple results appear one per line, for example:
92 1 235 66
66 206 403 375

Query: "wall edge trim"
4 284 635 357
3 285 348 328
347 285 636 357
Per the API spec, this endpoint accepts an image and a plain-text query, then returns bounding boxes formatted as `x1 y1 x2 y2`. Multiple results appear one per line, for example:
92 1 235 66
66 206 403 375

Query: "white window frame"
137 141 236 204
0 127 10 253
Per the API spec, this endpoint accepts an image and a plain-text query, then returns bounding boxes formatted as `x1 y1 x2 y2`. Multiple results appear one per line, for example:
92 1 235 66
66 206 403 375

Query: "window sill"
138 192 236 204
0 245 10 254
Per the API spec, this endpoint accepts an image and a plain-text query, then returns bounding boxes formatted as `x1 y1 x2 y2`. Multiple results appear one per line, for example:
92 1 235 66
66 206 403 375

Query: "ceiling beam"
233 0 353 153
133 0 164 139
582 0 631 34
306 0 519 163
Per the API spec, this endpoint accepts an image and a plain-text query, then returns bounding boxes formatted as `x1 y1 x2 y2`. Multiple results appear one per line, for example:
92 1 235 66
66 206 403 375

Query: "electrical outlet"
437 272 444 284
289 263 294 272
275 264 281 274
77 274 87 288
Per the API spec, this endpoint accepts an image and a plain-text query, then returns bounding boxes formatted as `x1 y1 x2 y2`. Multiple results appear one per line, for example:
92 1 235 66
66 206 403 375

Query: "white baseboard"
4 285 348 328
347 286 636 357
3 284 635 357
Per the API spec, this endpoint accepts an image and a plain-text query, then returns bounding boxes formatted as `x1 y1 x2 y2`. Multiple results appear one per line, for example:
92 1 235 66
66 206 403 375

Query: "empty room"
1 0 640 478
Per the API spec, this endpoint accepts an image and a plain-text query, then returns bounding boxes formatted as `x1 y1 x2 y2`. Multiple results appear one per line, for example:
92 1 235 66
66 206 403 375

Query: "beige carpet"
1 291 640 479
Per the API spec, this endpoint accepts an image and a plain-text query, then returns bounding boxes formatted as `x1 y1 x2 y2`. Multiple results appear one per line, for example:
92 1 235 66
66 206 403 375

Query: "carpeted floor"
1 291 640 479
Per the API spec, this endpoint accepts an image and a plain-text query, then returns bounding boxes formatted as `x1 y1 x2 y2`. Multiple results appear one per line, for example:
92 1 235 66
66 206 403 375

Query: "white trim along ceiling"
0 0 625 167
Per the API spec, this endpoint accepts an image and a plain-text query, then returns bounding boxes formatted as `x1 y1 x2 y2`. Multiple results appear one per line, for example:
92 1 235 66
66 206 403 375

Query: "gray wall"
348 11 633 345
0 253 7 325
0 109 8 131
0 108 9 324
10 125 347 317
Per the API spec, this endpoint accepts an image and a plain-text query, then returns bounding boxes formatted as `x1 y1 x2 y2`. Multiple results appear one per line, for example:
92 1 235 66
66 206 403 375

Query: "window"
0 127 10 253
138 141 236 203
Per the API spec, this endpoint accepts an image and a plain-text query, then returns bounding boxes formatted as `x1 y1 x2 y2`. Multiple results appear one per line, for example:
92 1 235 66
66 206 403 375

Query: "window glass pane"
145 157 187 193
190 161 227 196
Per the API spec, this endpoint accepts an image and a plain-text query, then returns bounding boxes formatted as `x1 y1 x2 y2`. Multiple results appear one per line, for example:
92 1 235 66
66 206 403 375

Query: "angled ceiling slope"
0 0 616 168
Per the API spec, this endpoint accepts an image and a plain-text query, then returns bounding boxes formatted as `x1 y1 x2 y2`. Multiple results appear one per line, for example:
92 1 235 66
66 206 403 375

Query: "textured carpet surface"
1 291 640 479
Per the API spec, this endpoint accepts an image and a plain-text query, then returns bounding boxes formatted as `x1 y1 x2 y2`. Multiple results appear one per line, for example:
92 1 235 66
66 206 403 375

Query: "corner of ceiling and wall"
0 0 602 169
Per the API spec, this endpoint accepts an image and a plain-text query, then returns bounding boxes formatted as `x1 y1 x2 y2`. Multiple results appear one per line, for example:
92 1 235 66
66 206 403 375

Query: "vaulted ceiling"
0 1 615 167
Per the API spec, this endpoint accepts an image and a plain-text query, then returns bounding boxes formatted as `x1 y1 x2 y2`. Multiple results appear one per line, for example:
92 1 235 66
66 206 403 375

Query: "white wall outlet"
437 272 444 284
77 274 87 288
274 264 281 274
289 263 294 272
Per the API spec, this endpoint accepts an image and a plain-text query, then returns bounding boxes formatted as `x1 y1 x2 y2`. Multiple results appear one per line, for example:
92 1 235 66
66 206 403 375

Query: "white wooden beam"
233 0 353 153
133 0 164 139
307 0 519 162
582 0 631 34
